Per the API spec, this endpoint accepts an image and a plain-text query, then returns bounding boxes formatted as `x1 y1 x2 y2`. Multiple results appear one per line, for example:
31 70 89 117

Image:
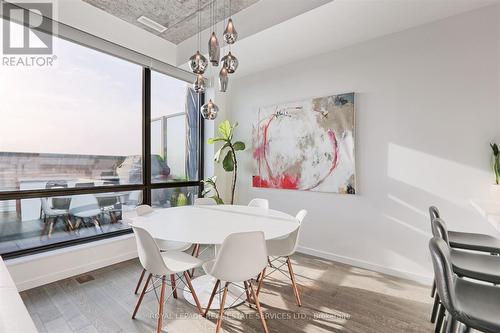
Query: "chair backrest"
429 237 460 317
248 198 269 209
40 197 51 214
267 209 307 257
69 194 99 215
131 225 168 276
209 231 267 282
289 209 307 253
429 206 440 221
136 204 154 216
194 197 217 206
431 218 450 245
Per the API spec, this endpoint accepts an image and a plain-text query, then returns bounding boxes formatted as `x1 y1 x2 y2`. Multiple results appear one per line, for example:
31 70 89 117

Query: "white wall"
225 5 500 283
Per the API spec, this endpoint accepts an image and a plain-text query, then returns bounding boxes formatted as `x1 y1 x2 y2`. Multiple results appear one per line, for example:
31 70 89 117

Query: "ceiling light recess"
137 15 167 33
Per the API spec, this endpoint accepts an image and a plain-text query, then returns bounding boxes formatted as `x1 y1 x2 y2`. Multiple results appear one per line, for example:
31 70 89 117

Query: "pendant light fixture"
189 0 207 75
208 0 220 66
201 99 219 120
223 0 237 44
193 74 205 93
221 0 238 74
223 18 237 44
219 67 228 92
221 51 238 73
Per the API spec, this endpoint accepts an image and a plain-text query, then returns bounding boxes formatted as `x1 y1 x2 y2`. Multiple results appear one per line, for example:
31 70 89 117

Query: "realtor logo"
2 2 53 55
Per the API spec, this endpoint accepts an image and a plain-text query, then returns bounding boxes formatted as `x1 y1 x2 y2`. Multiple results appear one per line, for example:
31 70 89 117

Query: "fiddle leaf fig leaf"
218 120 232 140
233 141 245 151
211 196 224 205
222 150 234 172
214 142 230 162
208 137 225 145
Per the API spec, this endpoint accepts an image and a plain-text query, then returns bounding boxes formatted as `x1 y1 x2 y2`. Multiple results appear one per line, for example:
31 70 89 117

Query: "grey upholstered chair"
429 237 500 333
428 206 500 329
430 217 500 331
429 206 500 254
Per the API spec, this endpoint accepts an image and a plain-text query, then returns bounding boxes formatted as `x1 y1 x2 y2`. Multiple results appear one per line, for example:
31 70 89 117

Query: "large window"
0 17 203 258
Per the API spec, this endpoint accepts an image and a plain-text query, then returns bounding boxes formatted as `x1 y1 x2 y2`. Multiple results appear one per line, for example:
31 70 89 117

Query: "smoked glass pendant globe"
201 99 219 120
223 18 238 44
189 50 208 74
221 51 238 74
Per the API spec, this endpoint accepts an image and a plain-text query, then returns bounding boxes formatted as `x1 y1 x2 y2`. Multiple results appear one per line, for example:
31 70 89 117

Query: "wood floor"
20 250 433 333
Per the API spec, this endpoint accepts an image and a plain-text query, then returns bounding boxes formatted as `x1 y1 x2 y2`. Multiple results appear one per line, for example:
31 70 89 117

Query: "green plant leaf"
218 120 232 140
233 141 246 151
214 142 230 162
211 196 224 205
208 137 226 145
222 150 234 171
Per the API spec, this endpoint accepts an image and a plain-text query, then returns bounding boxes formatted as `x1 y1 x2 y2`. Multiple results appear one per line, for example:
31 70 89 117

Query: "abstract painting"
252 93 356 194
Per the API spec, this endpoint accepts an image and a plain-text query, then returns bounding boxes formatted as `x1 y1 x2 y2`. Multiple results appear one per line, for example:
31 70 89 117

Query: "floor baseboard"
297 245 433 285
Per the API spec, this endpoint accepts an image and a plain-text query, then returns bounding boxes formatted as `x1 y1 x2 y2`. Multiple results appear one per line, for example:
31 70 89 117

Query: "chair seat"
72 209 101 218
452 249 500 284
45 209 68 217
161 251 203 274
155 239 192 252
448 231 500 254
455 278 500 333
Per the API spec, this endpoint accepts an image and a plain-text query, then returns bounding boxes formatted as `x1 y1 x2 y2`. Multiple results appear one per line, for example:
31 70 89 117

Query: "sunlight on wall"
387 143 490 206
387 194 428 218
384 214 430 237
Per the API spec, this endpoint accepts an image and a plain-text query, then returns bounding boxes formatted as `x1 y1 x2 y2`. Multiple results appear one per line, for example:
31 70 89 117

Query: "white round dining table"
129 204 299 309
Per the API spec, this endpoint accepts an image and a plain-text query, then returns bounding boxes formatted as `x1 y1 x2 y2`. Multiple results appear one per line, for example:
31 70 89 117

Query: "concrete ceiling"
82 0 260 44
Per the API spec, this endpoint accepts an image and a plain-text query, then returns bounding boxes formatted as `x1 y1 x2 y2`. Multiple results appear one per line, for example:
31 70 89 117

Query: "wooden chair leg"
157 276 167 333
74 218 81 229
190 244 201 277
243 281 252 304
134 269 146 295
286 257 302 306
48 218 55 238
204 279 220 317
64 215 74 231
256 267 266 296
215 282 229 333
431 294 440 323
249 280 270 333
170 274 178 299
183 271 203 314
132 273 152 319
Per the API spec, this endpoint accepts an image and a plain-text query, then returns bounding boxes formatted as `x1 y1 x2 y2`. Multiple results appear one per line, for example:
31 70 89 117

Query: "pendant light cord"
198 0 201 51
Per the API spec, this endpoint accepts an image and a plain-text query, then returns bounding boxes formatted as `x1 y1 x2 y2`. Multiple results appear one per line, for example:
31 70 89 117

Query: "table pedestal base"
183 274 245 310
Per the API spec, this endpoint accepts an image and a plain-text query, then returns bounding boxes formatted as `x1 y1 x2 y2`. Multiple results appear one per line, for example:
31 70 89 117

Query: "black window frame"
0 66 204 259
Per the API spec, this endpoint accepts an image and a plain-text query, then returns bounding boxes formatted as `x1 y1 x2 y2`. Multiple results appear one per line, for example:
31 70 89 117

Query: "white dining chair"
194 197 217 205
257 209 307 306
248 198 269 209
131 225 203 333
69 194 102 230
133 205 193 296
189 197 217 275
203 231 269 333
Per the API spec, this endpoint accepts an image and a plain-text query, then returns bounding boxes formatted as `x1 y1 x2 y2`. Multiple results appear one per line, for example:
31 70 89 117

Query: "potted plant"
205 120 245 204
490 142 500 197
